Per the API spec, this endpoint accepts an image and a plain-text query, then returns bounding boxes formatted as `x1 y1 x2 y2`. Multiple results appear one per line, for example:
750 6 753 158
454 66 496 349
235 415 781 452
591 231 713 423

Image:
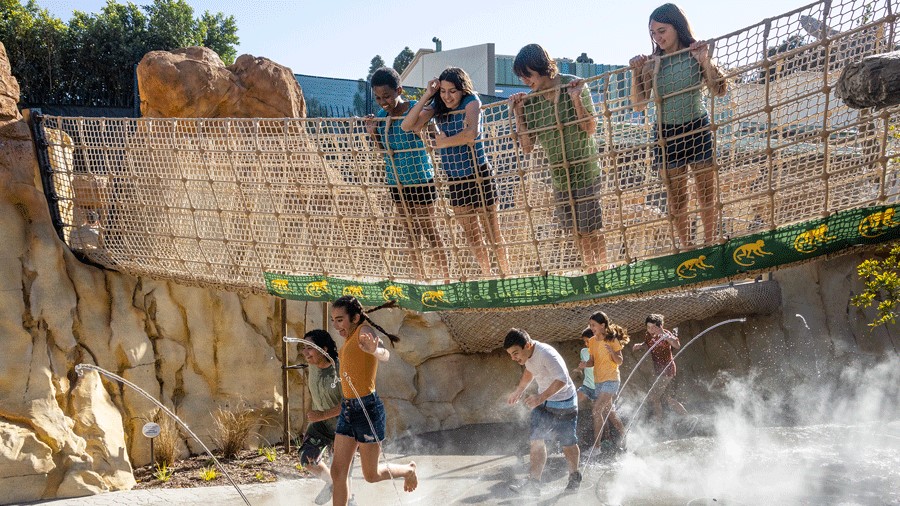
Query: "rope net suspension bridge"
38 0 900 315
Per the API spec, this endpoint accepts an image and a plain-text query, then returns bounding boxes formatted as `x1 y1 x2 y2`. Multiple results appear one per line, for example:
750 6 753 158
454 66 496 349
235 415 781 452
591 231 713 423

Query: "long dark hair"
649 3 697 55
332 296 400 346
430 67 477 116
304 329 338 362
589 311 631 344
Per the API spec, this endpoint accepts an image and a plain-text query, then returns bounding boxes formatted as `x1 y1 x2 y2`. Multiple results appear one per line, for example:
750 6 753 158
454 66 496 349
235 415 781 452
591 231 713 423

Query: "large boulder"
136 46 306 118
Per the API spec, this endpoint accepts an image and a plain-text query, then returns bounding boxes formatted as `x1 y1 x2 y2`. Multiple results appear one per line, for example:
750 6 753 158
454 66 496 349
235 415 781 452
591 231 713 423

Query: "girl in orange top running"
329 296 417 505
579 310 630 452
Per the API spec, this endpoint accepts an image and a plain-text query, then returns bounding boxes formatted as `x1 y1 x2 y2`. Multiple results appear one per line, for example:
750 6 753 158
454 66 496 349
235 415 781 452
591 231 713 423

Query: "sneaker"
565 470 582 491
509 479 541 496
314 483 333 505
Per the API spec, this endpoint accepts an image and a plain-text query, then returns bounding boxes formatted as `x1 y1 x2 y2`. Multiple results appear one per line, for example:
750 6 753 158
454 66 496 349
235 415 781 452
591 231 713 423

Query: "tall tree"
143 0 198 49
0 0 240 109
367 55 385 81
0 0 68 104
197 11 238 65
392 46 414 74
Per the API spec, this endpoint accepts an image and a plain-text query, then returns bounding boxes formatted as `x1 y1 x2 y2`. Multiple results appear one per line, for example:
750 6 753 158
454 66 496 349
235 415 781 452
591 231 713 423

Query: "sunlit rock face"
137 46 306 118
2 39 899 504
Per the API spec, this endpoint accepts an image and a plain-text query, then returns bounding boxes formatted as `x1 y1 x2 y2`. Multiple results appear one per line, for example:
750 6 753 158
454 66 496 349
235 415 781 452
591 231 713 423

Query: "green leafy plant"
198 466 218 482
257 445 277 462
852 241 900 327
153 462 174 482
254 471 270 482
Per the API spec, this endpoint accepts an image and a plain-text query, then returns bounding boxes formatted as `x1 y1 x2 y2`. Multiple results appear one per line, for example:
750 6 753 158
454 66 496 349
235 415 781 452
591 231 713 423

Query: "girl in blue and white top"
630 3 727 249
402 67 509 276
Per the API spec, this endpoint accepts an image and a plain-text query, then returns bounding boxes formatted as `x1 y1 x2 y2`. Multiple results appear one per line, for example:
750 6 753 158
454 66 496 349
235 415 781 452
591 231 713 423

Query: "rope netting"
441 280 781 353
40 0 900 307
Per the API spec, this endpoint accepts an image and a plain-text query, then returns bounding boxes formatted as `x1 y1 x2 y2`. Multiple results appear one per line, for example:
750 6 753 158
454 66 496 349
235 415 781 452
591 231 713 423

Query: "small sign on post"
142 422 161 462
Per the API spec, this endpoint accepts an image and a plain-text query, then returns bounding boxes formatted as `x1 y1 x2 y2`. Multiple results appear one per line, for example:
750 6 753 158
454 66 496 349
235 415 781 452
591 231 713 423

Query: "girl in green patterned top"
630 3 727 249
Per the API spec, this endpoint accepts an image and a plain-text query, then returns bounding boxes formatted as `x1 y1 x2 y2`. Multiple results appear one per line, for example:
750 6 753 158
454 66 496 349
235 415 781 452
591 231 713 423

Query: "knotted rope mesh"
440 280 780 353
42 0 900 303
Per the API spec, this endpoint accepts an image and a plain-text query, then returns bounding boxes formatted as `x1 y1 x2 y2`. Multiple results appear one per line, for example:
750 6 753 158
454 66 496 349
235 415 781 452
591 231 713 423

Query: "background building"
402 43 630 100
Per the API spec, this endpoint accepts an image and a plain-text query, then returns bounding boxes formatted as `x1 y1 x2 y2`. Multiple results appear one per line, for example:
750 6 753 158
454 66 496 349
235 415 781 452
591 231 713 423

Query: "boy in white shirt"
505 328 582 496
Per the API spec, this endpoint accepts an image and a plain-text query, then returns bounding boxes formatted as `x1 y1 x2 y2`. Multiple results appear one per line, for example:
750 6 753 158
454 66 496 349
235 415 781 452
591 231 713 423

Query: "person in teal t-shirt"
630 3 728 249
366 67 449 282
508 44 608 273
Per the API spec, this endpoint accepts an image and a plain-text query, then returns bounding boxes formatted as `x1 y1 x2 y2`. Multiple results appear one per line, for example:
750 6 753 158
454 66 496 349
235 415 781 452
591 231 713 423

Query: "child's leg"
592 393 614 447
330 434 358 506
662 165 691 248
482 204 509 275
452 205 491 275
411 204 450 281
357 442 418 491
529 439 547 481
692 161 719 245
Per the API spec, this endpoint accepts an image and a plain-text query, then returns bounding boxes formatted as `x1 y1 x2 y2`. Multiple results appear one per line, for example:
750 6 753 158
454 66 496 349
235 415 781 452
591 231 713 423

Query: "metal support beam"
278 298 290 451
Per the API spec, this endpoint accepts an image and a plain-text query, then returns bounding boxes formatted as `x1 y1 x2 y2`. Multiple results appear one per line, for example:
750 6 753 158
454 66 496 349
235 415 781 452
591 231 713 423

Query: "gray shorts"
555 180 603 234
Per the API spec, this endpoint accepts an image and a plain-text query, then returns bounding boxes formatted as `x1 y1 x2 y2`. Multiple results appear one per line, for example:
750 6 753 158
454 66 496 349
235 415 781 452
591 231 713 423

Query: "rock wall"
1 40 136 502
1 41 898 504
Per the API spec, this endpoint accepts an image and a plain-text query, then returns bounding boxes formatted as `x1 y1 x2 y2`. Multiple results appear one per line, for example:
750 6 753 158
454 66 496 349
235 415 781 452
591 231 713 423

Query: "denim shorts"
653 115 714 170
529 397 578 447
596 381 620 394
577 384 597 401
336 392 386 444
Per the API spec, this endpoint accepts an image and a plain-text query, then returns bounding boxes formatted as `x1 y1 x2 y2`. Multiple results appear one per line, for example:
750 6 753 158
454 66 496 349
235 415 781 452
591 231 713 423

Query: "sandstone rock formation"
2 39 898 504
1 41 135 502
136 46 306 118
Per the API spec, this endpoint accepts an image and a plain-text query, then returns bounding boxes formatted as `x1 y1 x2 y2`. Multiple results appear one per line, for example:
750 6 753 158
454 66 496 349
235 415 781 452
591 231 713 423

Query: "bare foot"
403 461 418 492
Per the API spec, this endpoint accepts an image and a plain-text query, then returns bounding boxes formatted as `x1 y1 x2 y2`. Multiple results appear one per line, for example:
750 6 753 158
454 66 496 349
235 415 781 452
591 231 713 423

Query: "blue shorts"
336 392 386 444
596 381 620 394
577 385 597 401
529 397 578 447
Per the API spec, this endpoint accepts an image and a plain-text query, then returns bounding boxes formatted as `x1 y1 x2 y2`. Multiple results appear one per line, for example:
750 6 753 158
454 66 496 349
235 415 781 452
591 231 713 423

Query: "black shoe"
565 470 582 491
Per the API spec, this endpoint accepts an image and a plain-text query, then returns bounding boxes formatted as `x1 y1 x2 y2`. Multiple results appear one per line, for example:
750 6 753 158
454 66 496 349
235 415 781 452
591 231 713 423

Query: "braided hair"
332 296 400 347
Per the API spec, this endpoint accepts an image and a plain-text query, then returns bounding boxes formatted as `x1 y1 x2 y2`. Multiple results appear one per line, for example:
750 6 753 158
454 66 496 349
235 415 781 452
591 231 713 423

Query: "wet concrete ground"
24 423 613 506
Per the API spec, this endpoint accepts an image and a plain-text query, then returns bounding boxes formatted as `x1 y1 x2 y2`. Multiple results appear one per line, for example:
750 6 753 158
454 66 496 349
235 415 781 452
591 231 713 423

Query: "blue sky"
39 0 818 80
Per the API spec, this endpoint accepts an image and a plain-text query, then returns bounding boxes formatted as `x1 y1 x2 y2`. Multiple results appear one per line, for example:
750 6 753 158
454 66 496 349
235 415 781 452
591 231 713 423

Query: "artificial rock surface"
136 46 306 118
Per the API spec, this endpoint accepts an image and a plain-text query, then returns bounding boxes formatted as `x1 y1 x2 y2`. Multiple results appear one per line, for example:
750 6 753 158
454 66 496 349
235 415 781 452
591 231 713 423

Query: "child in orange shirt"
579 311 630 451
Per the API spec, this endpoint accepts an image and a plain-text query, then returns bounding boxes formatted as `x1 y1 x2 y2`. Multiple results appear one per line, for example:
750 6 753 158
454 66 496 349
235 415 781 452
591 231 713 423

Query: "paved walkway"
19 425 609 506
20 453 604 505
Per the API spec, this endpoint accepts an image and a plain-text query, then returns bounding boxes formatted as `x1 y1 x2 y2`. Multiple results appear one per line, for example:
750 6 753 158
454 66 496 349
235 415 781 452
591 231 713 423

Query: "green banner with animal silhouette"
265 205 900 312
